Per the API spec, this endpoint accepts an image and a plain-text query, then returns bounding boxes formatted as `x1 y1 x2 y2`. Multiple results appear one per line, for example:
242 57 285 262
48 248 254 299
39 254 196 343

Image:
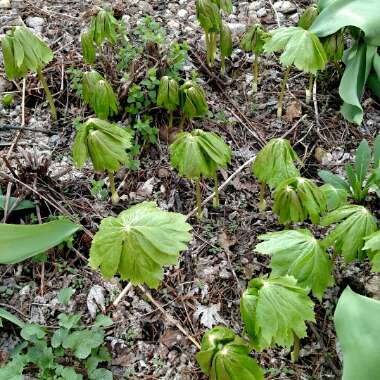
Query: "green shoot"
157 76 179 128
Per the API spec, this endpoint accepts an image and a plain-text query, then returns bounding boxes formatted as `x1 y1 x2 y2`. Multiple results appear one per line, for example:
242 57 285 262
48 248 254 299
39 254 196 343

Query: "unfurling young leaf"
252 138 301 210
179 80 209 127
240 24 269 92
89 202 192 288
1 26 56 120
264 26 327 114
255 229 333 300
196 0 221 67
170 129 232 218
363 231 380 272
196 326 264 380
157 76 179 128
321 205 378 262
272 177 327 225
72 118 132 203
81 9 118 64
220 22 232 75
240 275 315 354
322 30 344 64
298 5 319 30
212 0 233 14
82 71 119 120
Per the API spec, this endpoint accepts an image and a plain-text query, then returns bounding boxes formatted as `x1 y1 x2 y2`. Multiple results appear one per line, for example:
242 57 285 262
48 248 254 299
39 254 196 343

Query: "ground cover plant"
1 0 380 379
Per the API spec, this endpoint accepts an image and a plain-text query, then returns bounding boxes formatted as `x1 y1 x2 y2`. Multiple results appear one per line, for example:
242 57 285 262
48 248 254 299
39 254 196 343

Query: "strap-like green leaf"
321 205 378 261
354 139 371 186
334 287 380 380
255 229 334 300
170 129 231 179
318 170 350 192
252 138 300 188
240 275 315 350
0 219 80 264
0 307 25 329
196 326 264 380
89 202 192 288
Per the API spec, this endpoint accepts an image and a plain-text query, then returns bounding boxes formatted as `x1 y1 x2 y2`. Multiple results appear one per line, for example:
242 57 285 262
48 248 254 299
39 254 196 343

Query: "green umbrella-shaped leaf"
363 230 380 272
252 138 301 188
320 184 348 211
255 229 334 300
82 70 119 120
89 202 192 288
321 205 378 261
170 129 232 180
240 24 269 54
264 26 327 74
157 76 179 111
273 177 327 224
72 118 132 172
240 275 315 350
196 0 221 32
196 326 264 380
0 219 80 264
81 28 96 64
334 286 380 380
180 80 209 119
220 22 233 58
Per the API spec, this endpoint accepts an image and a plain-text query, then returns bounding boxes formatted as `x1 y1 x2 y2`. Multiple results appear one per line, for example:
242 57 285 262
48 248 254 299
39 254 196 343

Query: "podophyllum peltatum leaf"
196 326 264 380
212 0 233 14
81 29 96 64
157 76 179 111
220 22 232 58
273 177 327 224
82 71 119 120
252 138 301 188
255 230 333 300
240 24 269 54
320 184 348 211
90 9 118 46
240 275 315 350
264 26 327 74
72 118 132 172
196 0 221 32
298 5 319 30
180 81 209 119
363 231 380 272
321 205 378 262
170 129 231 179
1 26 53 80
89 202 192 288
334 286 380 380
0 219 80 264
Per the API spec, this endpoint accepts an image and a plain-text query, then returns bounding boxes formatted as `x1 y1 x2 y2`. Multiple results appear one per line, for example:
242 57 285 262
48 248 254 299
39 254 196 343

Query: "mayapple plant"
255 229 334 300
81 8 119 64
89 202 192 288
1 26 57 120
82 70 119 120
179 80 209 128
169 129 232 219
252 138 301 211
195 0 233 71
321 205 378 262
240 275 315 362
72 118 132 204
157 76 179 128
264 26 327 115
363 231 380 272
240 24 269 92
196 326 264 380
297 5 319 30
272 176 327 225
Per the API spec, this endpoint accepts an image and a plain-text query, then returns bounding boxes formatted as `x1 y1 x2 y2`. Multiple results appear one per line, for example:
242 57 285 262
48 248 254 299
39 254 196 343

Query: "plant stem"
205 31 210 65
277 65 291 119
291 332 300 363
213 174 219 208
208 32 217 66
258 182 266 211
37 68 57 121
195 178 202 220
108 170 119 204
306 73 314 104
221 55 226 75
252 54 259 93
179 114 187 129
168 110 173 129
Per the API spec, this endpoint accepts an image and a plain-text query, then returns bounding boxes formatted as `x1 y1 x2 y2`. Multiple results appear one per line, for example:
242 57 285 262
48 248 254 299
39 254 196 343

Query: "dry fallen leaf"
193 303 225 328
284 101 302 122
87 285 105 318
160 329 183 348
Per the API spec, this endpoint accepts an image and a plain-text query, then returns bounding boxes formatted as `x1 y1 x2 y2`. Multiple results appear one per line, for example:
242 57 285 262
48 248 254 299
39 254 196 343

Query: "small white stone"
0 0 11 9
25 16 45 32
256 8 267 17
227 22 246 34
248 1 265 11
167 20 180 30
274 1 297 14
177 9 188 18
